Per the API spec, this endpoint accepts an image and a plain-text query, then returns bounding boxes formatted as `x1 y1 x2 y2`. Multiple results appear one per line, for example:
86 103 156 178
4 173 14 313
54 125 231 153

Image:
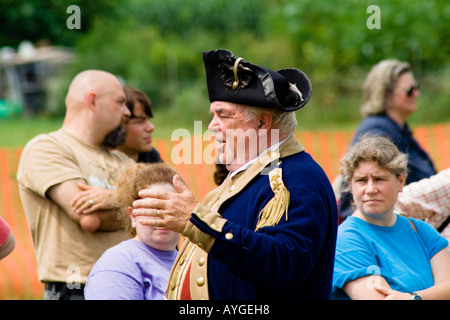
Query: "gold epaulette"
255 167 290 231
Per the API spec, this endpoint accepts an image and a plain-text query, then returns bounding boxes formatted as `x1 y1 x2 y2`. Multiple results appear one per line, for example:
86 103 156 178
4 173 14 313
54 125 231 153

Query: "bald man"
17 70 132 300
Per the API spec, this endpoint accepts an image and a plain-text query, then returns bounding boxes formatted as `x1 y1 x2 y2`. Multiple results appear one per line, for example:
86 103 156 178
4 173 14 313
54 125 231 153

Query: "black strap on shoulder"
437 215 450 233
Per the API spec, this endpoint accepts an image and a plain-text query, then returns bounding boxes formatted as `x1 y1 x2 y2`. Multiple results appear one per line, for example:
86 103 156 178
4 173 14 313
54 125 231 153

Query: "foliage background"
2 1 450 300
1 0 450 138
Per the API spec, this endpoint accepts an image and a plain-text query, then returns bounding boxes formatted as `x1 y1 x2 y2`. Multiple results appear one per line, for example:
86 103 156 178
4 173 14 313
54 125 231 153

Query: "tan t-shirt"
17 129 131 284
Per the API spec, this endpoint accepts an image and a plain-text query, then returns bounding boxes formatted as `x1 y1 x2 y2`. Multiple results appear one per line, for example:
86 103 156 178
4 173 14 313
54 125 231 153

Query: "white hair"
244 105 297 136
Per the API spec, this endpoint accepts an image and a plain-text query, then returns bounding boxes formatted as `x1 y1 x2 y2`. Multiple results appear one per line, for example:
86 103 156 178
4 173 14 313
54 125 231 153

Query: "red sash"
179 263 192 300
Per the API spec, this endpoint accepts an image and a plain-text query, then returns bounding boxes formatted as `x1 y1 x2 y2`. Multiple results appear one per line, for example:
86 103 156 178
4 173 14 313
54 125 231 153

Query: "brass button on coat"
196 277 205 287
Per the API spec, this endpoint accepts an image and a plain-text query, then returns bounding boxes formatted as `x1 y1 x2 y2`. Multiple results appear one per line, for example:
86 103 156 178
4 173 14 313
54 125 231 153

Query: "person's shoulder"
335 217 369 249
357 115 395 131
22 130 58 147
398 215 443 240
283 150 318 168
406 216 438 233
282 151 330 184
404 216 449 255
137 148 162 163
338 217 369 237
88 240 141 276
21 130 69 158
98 239 137 261
339 216 360 229
110 149 133 161
353 115 400 141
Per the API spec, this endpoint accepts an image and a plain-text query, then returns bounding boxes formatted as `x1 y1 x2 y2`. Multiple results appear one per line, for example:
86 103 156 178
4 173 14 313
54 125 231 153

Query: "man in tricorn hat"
132 49 338 299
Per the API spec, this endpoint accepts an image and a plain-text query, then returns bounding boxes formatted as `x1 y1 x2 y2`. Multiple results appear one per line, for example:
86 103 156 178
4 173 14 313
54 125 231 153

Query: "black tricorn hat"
202 49 312 112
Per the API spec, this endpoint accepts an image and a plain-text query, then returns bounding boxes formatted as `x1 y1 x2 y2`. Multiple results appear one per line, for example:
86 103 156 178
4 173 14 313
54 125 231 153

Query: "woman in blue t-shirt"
333 134 450 300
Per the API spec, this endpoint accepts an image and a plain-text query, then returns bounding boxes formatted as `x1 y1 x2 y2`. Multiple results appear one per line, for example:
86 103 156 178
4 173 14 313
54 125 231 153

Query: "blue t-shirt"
85 239 178 300
333 214 448 300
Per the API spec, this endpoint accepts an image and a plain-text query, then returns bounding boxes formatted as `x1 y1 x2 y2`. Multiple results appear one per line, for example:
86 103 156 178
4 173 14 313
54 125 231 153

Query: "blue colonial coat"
166 136 338 300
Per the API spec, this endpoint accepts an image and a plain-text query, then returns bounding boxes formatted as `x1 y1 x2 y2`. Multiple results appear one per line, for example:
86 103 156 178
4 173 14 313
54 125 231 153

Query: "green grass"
0 116 63 147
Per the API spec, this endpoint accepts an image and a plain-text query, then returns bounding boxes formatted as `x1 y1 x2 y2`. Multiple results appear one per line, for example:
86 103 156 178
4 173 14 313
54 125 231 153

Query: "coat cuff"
182 203 227 253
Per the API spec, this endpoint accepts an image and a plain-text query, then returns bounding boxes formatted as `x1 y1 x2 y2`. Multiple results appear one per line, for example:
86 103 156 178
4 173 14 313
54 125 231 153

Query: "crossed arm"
47 179 122 232
344 248 450 300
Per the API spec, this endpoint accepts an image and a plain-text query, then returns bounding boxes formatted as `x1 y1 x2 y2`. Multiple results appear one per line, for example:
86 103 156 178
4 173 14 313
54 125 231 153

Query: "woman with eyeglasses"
338 59 437 220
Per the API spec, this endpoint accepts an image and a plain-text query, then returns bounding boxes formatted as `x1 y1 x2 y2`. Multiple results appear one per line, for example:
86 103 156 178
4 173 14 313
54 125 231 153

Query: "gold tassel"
255 168 290 231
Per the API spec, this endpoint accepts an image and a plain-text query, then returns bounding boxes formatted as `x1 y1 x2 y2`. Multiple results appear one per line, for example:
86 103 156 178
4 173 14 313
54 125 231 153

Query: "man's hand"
132 175 198 233
48 179 122 232
71 182 116 214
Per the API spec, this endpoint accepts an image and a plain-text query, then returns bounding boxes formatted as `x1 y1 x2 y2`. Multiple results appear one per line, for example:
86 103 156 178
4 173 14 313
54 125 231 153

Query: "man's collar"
228 134 293 178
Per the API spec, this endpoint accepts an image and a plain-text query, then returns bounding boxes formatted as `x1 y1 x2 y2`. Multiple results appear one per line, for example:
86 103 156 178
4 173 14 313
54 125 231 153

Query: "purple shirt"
85 239 178 300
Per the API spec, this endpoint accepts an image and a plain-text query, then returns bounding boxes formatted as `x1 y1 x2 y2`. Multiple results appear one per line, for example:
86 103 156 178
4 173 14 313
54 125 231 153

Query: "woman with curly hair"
333 134 450 300
338 59 436 219
84 162 181 300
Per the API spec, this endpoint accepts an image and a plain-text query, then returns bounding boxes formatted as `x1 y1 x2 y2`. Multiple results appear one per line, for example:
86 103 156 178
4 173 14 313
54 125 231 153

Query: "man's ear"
85 92 97 111
258 112 273 130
